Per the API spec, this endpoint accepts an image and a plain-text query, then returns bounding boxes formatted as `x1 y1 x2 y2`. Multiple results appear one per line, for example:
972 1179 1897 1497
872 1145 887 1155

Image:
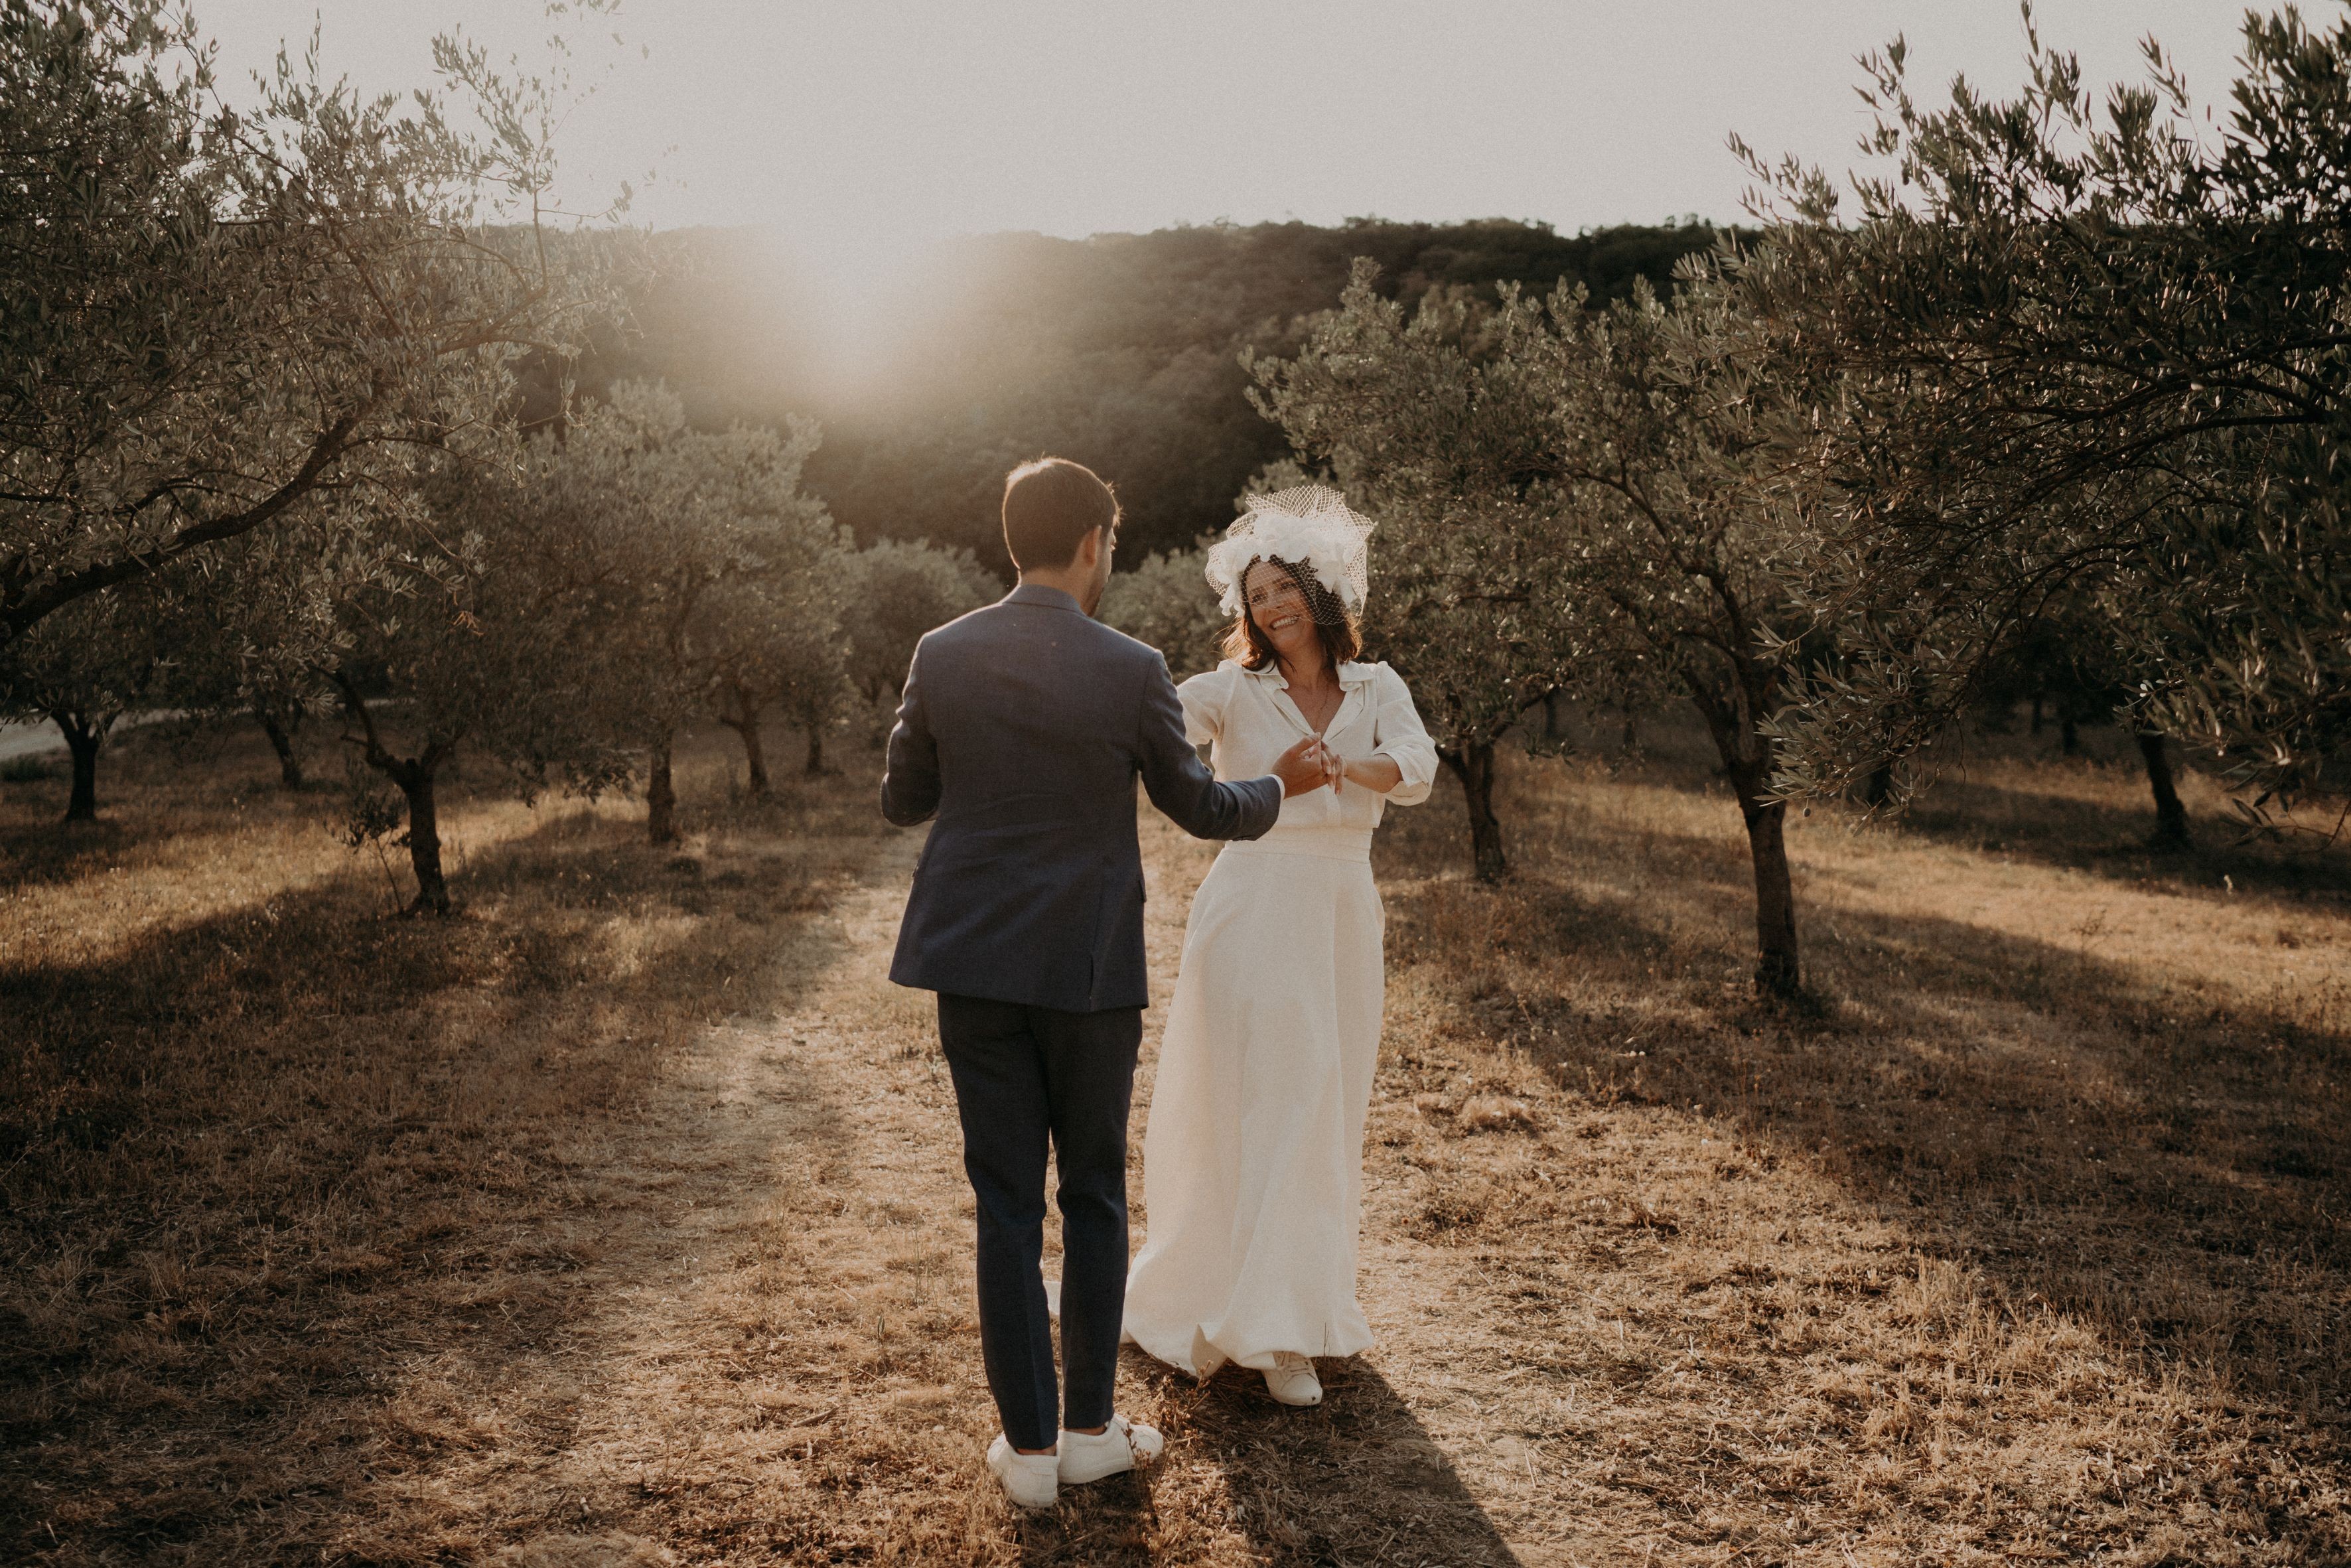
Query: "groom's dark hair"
1003 457 1118 571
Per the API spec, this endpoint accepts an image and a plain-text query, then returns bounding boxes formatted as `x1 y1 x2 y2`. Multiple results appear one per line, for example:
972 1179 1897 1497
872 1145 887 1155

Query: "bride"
1123 486 1437 1407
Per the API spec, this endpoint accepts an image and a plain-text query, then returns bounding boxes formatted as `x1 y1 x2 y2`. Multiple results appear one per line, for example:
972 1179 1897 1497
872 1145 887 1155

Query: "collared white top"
1175 658 1439 837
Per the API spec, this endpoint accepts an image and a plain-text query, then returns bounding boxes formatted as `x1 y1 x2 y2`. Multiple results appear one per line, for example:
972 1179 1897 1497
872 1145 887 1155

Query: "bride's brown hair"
1221 556 1363 672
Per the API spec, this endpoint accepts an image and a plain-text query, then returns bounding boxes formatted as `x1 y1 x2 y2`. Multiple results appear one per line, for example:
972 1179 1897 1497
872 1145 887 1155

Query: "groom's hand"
1272 735 1334 798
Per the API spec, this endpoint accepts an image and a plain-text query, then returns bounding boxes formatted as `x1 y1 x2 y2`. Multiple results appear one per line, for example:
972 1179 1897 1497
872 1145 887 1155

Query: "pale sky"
200 0 2253 291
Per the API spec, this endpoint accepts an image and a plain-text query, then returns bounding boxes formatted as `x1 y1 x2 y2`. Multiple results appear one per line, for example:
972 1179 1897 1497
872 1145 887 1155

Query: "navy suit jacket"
881 583 1283 1012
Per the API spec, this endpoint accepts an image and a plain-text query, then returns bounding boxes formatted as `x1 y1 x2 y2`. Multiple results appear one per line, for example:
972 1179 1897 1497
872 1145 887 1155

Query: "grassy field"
1356 719 2351 1563
3 713 2346 1565
1 725 891 1565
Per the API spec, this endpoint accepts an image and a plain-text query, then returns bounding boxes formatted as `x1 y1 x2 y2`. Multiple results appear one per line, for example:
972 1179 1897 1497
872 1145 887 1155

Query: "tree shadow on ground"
0 788 874 1565
1891 771 2351 903
0 722 281 888
1382 829 2351 1447
1587 712 2351 906
0 813 153 889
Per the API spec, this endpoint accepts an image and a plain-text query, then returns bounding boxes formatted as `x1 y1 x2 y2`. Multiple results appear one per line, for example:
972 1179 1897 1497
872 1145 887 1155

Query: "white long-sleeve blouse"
1175 658 1439 841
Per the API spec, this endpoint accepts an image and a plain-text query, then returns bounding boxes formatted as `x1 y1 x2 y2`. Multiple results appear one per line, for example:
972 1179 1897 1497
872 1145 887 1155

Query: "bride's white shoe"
1262 1351 1322 1407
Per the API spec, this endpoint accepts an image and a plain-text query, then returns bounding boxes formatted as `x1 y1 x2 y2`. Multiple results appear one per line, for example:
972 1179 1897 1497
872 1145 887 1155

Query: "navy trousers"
936 993 1141 1451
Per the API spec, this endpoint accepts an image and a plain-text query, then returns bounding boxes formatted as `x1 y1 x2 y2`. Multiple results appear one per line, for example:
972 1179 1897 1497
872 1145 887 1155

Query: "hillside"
593 218 1731 564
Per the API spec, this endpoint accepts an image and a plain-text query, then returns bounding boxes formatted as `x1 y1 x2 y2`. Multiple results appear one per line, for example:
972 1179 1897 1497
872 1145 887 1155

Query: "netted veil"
1204 486 1377 620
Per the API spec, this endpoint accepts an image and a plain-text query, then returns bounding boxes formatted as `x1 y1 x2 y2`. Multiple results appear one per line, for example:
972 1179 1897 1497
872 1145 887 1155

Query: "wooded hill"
591 219 1733 566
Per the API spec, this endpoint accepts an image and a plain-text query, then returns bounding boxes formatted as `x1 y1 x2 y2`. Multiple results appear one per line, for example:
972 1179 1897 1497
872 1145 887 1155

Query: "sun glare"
775 224 948 388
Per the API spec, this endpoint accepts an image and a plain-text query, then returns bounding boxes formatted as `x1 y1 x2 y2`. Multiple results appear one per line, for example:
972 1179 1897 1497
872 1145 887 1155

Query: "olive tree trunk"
2136 730 2190 848
333 675 458 915
1735 779 1802 999
1438 742 1506 883
717 683 770 798
255 705 305 790
50 709 107 822
647 731 678 844
1540 689 1568 743
393 761 451 915
739 717 770 796
798 699 831 776
1690 675 1802 1000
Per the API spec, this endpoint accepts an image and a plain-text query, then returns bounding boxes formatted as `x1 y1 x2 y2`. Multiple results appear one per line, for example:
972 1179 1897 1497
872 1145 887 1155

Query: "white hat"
1204 485 1377 618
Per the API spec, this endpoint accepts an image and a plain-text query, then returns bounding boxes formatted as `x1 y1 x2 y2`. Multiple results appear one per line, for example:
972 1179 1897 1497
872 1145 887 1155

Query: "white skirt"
1125 831 1386 1376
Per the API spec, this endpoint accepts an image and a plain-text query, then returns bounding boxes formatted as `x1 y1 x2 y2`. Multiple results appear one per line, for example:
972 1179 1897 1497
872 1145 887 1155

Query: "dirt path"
330 794 2344 1567
334 821 1597 1565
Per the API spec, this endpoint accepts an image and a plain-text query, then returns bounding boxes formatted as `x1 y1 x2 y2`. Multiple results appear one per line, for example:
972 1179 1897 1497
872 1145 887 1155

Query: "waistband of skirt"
1220 827 1374 864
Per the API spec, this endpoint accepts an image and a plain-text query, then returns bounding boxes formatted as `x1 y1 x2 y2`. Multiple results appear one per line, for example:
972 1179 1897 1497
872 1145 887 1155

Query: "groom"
881 457 1332 1508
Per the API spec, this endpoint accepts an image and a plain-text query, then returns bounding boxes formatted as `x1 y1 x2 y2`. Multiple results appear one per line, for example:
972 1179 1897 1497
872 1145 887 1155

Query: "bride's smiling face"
1244 559 1319 664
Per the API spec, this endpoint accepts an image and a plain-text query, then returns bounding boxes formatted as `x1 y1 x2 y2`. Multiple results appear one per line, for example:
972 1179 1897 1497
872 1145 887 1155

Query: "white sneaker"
1262 1352 1322 1407
1058 1413 1165 1485
986 1433 1059 1509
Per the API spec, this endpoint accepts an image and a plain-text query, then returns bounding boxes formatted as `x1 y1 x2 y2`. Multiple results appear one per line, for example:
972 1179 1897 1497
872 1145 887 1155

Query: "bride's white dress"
1123 656 1437 1376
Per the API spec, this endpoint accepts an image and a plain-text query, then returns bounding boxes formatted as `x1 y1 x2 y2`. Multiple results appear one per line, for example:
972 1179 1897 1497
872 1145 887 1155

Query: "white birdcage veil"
1204 485 1377 619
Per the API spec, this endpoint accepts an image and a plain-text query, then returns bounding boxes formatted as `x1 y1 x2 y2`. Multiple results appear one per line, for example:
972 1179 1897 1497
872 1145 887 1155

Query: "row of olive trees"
1100 9 2351 1003
1 0 610 836
2 377 993 911
0 0 624 653
0 5 997 909
326 381 991 911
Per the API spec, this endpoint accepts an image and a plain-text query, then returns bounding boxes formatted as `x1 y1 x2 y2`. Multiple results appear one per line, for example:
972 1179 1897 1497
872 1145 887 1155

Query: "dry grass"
5 710 2348 1565
2 723 889 1565
1346 714 2351 1565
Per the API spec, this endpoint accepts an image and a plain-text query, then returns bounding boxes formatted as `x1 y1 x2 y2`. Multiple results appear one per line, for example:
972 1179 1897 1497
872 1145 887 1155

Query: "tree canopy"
1255 259 1824 989
0 0 620 650
1736 9 2351 810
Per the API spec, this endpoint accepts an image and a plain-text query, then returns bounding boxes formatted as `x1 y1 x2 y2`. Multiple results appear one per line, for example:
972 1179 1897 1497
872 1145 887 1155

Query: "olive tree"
1257 261 1825 995
841 538 997 703
0 0 620 649
693 458 853 792
1735 9 2351 825
0 578 175 821
773 606 857 778
705 572 849 794
542 384 840 839
149 506 381 790
329 437 634 914
1971 575 2196 847
1096 544 1223 679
